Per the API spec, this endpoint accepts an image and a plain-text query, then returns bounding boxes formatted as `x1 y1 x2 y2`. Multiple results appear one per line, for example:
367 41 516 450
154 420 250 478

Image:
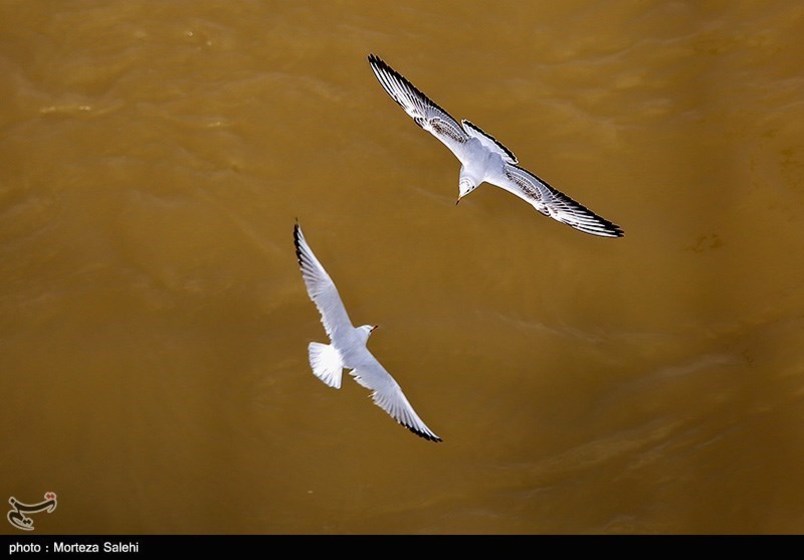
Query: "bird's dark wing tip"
405 423 442 443
367 53 397 78
603 222 625 238
293 222 305 266
367 53 385 70
579 218 624 238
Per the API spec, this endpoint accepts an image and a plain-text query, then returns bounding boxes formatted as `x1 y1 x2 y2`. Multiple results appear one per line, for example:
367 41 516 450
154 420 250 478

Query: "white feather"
308 342 343 389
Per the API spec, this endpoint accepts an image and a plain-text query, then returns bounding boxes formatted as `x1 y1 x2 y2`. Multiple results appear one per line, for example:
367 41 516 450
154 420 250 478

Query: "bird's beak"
455 198 461 206
371 325 379 332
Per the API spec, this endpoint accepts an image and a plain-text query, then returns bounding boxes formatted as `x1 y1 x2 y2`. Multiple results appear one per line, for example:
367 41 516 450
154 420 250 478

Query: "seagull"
293 223 442 442
368 54 624 238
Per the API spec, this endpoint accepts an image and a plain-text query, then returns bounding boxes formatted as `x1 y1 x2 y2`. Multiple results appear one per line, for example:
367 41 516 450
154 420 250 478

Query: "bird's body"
368 54 624 238
293 223 441 442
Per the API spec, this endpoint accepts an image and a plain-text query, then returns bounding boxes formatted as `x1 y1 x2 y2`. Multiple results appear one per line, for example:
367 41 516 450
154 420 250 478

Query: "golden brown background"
2 0 804 534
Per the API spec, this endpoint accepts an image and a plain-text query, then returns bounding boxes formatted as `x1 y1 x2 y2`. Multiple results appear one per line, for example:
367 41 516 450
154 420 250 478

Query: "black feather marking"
293 222 307 268
400 421 442 443
411 425 442 442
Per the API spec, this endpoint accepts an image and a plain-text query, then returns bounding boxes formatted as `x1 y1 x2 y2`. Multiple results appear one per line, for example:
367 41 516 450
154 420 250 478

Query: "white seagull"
368 54 624 238
294 223 442 442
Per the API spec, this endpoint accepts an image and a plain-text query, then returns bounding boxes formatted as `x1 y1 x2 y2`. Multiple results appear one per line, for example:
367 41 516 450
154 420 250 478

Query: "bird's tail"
308 342 343 389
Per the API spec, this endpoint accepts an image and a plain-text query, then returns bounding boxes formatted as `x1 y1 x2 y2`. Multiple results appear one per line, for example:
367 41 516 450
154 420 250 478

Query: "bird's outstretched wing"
368 53 470 160
294 223 356 339
350 352 442 442
496 165 624 238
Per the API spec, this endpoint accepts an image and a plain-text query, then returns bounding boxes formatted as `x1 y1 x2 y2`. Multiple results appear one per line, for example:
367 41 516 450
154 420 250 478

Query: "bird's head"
357 324 378 342
457 177 478 204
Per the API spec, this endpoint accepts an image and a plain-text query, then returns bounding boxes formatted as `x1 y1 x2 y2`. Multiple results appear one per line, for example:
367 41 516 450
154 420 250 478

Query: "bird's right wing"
496 164 625 238
350 352 442 442
368 54 470 161
294 223 355 340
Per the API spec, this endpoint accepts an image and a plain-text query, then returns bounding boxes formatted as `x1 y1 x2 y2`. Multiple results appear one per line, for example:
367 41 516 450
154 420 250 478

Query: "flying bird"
368 54 624 238
294 223 442 442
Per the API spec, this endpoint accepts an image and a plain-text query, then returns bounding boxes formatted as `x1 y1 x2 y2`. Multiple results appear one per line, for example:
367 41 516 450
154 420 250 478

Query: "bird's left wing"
294 223 356 340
